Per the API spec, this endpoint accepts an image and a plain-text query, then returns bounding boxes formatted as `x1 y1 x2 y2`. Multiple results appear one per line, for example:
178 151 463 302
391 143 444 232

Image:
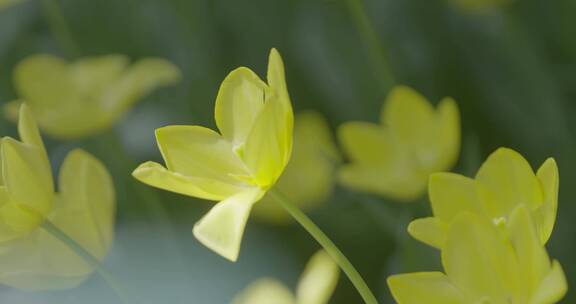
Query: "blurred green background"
1 0 576 303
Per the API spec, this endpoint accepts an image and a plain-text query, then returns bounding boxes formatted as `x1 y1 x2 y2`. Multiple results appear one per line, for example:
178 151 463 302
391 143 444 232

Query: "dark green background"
0 0 575 303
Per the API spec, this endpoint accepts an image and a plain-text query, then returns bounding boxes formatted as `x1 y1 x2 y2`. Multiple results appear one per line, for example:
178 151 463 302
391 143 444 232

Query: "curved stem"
343 0 396 92
41 0 81 57
269 188 379 304
40 220 133 304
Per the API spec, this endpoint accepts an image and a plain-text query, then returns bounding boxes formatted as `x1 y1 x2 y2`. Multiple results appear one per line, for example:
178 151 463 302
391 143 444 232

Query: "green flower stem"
343 0 396 91
41 0 81 58
40 220 133 304
269 188 379 304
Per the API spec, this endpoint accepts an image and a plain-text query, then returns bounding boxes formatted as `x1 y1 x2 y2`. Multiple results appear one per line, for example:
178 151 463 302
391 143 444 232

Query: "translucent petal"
214 67 267 147
102 57 181 118
0 201 42 241
428 173 485 222
338 164 427 202
475 148 543 219
407 217 448 248
193 188 264 261
428 98 460 171
155 125 249 185
530 261 567 304
442 213 519 301
381 86 435 148
132 161 246 201
338 121 396 165
243 99 288 187
13 55 73 110
68 55 128 99
506 206 549 300
267 48 294 162
232 278 295 304
533 158 559 244
387 272 466 304
53 149 115 262
1 137 53 215
296 250 339 304
17 104 45 151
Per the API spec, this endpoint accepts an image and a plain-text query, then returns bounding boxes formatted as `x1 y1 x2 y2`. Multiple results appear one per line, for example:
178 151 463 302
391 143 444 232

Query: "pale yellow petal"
296 250 339 304
407 217 448 248
338 121 394 165
102 57 181 118
1 137 53 215
68 55 128 98
442 213 519 301
338 164 427 201
429 97 460 171
428 173 485 222
232 278 295 304
387 272 466 304
132 161 246 201
530 261 567 304
214 67 267 147
193 188 264 262
155 125 249 185
533 158 559 244
475 148 543 219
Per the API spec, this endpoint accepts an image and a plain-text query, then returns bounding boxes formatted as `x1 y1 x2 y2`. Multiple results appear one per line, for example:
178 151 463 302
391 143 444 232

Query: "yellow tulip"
253 111 341 224
0 104 115 290
338 86 460 201
232 250 339 304
388 206 567 304
4 54 180 139
133 49 293 262
409 147 558 248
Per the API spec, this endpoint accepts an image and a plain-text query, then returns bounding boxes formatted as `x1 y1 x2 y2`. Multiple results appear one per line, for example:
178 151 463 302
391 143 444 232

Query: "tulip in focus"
133 49 293 262
0 104 115 290
338 86 460 201
253 111 341 224
388 206 567 303
232 250 339 304
409 147 558 248
4 54 180 139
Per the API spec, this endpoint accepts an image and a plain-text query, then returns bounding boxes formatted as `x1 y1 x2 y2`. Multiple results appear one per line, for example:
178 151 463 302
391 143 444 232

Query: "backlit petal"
407 217 448 248
296 250 339 304
338 121 397 165
428 173 485 222
530 261 567 304
533 158 559 244
232 278 295 304
193 188 264 261
387 272 466 304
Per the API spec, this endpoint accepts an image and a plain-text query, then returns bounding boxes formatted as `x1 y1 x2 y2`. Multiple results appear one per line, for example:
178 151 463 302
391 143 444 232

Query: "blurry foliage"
1 0 576 303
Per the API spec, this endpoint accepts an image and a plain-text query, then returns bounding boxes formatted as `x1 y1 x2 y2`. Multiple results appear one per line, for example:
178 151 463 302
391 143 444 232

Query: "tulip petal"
267 48 294 161
295 250 339 304
475 148 543 219
155 125 249 185
442 213 519 301
338 121 398 165
232 278 295 304
428 173 485 222
387 272 466 304
530 260 567 304
132 161 246 201
193 188 264 261
214 67 267 147
1 137 52 215
430 98 460 171
407 217 448 248
533 158 559 244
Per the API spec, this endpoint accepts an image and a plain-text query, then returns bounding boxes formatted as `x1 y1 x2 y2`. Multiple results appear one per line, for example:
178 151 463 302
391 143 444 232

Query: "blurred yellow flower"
133 49 293 262
4 54 180 139
253 111 341 224
388 206 567 304
409 147 558 248
0 104 115 290
232 250 339 304
338 86 460 201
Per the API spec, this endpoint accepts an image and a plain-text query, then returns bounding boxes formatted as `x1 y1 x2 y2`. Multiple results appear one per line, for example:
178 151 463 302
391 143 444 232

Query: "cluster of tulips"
0 45 567 304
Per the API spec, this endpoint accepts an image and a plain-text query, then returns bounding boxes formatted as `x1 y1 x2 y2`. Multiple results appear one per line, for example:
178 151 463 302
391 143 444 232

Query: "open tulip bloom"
388 206 567 303
232 250 339 304
0 104 115 290
409 147 558 249
338 86 460 202
4 54 180 139
133 48 293 262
